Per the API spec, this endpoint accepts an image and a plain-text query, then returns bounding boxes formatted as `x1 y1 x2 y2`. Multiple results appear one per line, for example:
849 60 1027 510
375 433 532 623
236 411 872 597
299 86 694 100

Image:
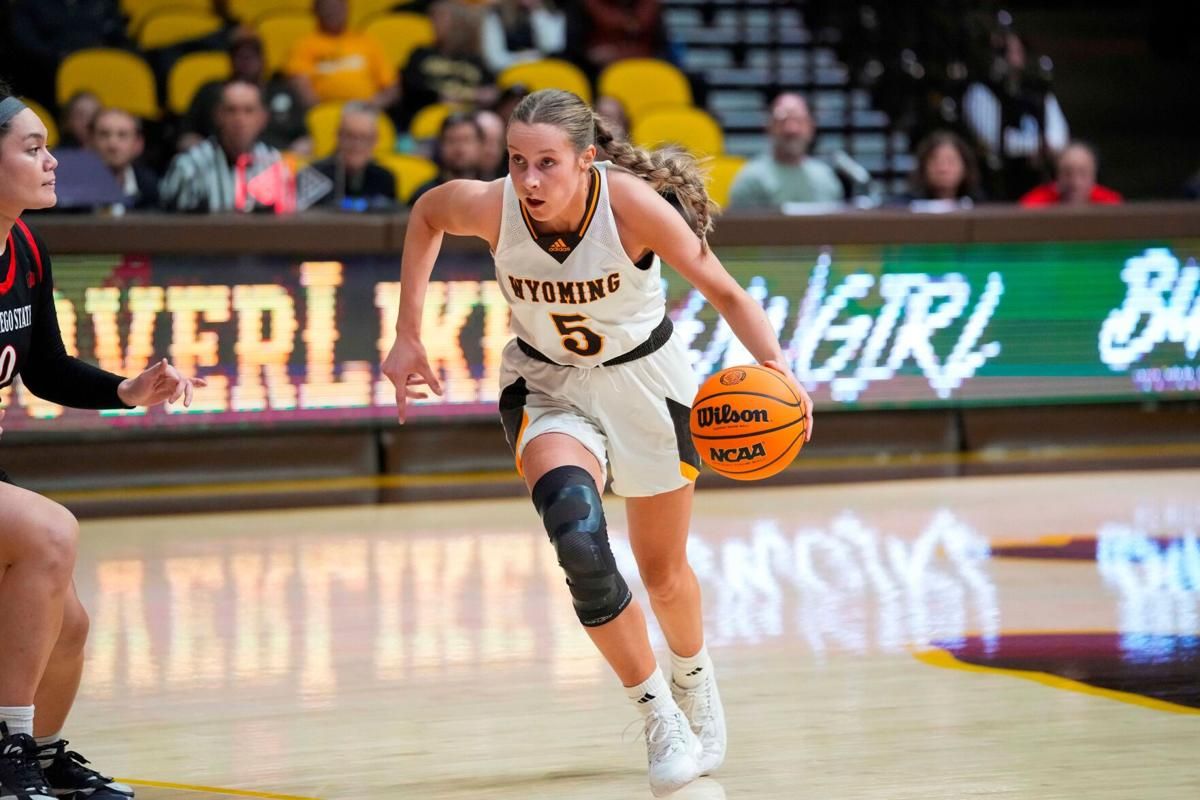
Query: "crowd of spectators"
0 0 1180 217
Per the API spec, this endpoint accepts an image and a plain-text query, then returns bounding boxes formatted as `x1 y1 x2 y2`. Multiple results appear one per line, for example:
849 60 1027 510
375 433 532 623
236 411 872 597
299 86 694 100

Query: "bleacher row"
662 0 914 194
22 0 760 207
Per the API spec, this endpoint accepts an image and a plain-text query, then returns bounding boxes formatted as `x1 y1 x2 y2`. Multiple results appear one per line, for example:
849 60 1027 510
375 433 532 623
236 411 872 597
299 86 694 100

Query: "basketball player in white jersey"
383 89 813 797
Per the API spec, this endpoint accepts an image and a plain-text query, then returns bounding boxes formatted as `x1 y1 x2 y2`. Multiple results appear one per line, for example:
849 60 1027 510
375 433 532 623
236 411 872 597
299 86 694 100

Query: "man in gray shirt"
728 93 845 210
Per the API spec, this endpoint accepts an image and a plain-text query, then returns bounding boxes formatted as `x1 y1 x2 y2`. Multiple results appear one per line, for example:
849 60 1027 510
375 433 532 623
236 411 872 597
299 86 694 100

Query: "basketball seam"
706 424 807 476
692 390 803 408
690 418 804 441
748 364 802 405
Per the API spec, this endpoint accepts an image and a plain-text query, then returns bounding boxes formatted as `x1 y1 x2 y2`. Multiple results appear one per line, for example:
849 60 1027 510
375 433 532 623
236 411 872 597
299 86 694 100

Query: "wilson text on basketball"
694 404 769 428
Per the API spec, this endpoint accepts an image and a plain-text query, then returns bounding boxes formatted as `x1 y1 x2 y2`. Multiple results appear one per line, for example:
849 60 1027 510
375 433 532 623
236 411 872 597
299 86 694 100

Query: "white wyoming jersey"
495 161 665 367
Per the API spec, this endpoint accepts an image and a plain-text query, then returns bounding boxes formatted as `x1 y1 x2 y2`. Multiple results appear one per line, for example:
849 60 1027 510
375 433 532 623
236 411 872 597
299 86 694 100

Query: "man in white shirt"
727 93 845 211
962 30 1070 199
160 81 285 213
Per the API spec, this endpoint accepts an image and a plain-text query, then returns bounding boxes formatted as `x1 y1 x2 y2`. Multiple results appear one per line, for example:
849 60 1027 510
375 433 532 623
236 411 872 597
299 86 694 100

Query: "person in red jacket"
1019 141 1123 206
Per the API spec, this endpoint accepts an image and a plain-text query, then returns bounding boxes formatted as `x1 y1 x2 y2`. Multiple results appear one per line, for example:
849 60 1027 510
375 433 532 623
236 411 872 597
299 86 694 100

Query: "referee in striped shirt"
160 79 284 213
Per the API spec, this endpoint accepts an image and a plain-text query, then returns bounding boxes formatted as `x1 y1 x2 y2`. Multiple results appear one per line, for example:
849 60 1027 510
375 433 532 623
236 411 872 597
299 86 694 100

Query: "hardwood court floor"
67 470 1199 799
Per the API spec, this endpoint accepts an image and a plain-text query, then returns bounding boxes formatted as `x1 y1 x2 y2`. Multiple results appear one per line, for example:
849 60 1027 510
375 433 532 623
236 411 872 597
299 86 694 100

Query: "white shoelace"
644 708 690 761
676 683 713 729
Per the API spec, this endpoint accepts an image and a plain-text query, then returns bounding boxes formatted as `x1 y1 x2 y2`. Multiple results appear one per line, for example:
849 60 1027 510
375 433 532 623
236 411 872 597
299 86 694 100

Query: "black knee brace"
531 466 632 627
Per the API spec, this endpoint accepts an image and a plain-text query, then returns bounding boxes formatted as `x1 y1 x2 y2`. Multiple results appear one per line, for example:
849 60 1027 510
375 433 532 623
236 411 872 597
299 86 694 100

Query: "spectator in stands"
1185 168 1200 200
474 109 507 179
569 0 667 74
396 1 496 129
181 27 310 155
311 102 396 210
160 80 285 213
494 82 531 125
893 130 982 208
8 0 125 108
285 0 399 109
58 92 102 150
1019 141 1122 207
408 112 486 204
481 0 568 74
962 29 1069 200
594 95 629 160
90 108 159 211
727 93 845 210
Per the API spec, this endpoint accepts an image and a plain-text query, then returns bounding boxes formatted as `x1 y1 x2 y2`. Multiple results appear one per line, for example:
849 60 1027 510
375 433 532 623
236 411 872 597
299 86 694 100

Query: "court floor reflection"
69 469 1200 799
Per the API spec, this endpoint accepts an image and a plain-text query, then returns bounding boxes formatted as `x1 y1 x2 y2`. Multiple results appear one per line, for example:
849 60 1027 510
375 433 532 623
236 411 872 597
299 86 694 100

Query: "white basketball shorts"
498 332 701 498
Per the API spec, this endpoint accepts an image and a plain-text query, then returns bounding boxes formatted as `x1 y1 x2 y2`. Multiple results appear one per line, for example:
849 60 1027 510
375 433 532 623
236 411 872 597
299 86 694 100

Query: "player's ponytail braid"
592 113 716 251
510 88 717 252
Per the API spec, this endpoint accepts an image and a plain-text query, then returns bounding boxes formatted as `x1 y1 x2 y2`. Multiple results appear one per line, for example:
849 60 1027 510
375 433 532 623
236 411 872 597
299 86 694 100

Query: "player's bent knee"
30 504 80 579
641 564 688 604
58 594 91 652
531 466 632 627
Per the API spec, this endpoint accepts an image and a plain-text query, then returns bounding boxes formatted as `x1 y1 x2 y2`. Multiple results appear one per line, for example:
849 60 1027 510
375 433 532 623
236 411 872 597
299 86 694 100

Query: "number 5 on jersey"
550 313 603 357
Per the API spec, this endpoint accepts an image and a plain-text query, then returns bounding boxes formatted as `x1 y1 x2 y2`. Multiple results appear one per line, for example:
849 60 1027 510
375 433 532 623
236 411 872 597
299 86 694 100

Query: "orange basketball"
689 365 807 481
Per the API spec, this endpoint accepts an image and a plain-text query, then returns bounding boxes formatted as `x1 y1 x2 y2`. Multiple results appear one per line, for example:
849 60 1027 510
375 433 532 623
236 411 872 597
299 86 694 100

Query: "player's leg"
31 584 86 738
520 432 702 797
627 487 727 775
34 584 134 799
601 334 725 776
521 432 657 683
626 484 702 656
0 482 77 800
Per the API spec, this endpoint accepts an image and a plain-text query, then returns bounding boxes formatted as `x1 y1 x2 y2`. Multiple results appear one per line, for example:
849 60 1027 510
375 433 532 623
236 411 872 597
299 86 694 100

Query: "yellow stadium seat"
20 98 59 150
362 13 435 72
306 102 397 159
167 51 232 116
258 12 318 75
124 0 212 34
57 49 159 120
228 0 310 23
498 59 591 104
598 58 692 123
350 0 416 29
631 107 724 158
378 153 437 203
408 102 454 140
704 154 746 209
139 11 224 50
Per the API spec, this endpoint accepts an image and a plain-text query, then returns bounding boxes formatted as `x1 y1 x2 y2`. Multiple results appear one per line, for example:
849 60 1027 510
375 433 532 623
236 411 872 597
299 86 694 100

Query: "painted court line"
913 646 1200 716
122 778 321 799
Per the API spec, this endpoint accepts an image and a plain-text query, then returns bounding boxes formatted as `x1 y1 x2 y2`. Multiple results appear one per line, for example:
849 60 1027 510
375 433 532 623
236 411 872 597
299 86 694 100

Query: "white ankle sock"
35 731 61 767
624 668 672 717
33 732 60 748
670 644 713 690
0 705 34 738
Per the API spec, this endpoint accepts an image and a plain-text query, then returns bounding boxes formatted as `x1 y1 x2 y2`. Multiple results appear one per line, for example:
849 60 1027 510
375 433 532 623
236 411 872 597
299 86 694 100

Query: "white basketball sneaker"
672 674 727 775
643 703 703 797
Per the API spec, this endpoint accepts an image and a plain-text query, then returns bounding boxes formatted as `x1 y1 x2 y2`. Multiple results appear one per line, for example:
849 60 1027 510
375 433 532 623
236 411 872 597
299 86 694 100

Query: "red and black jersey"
1 219 128 409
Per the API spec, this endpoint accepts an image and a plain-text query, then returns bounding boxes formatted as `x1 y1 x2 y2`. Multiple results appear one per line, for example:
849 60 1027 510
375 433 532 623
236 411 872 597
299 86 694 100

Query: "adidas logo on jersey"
548 238 572 253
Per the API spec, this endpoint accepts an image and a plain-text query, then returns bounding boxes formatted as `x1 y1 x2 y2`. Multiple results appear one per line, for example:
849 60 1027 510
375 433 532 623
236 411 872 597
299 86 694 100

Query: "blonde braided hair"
510 89 717 251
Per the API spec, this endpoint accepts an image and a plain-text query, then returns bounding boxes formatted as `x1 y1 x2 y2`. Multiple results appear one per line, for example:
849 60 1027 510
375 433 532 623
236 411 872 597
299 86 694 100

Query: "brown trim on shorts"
498 378 530 476
665 397 701 481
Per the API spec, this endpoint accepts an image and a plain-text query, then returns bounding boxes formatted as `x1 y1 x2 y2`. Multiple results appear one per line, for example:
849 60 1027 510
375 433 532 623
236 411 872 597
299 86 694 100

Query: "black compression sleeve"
18 257 131 410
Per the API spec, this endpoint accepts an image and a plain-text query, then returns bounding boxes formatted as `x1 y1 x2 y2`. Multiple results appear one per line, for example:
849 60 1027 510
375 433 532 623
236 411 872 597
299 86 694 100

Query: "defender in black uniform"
0 85 206 800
